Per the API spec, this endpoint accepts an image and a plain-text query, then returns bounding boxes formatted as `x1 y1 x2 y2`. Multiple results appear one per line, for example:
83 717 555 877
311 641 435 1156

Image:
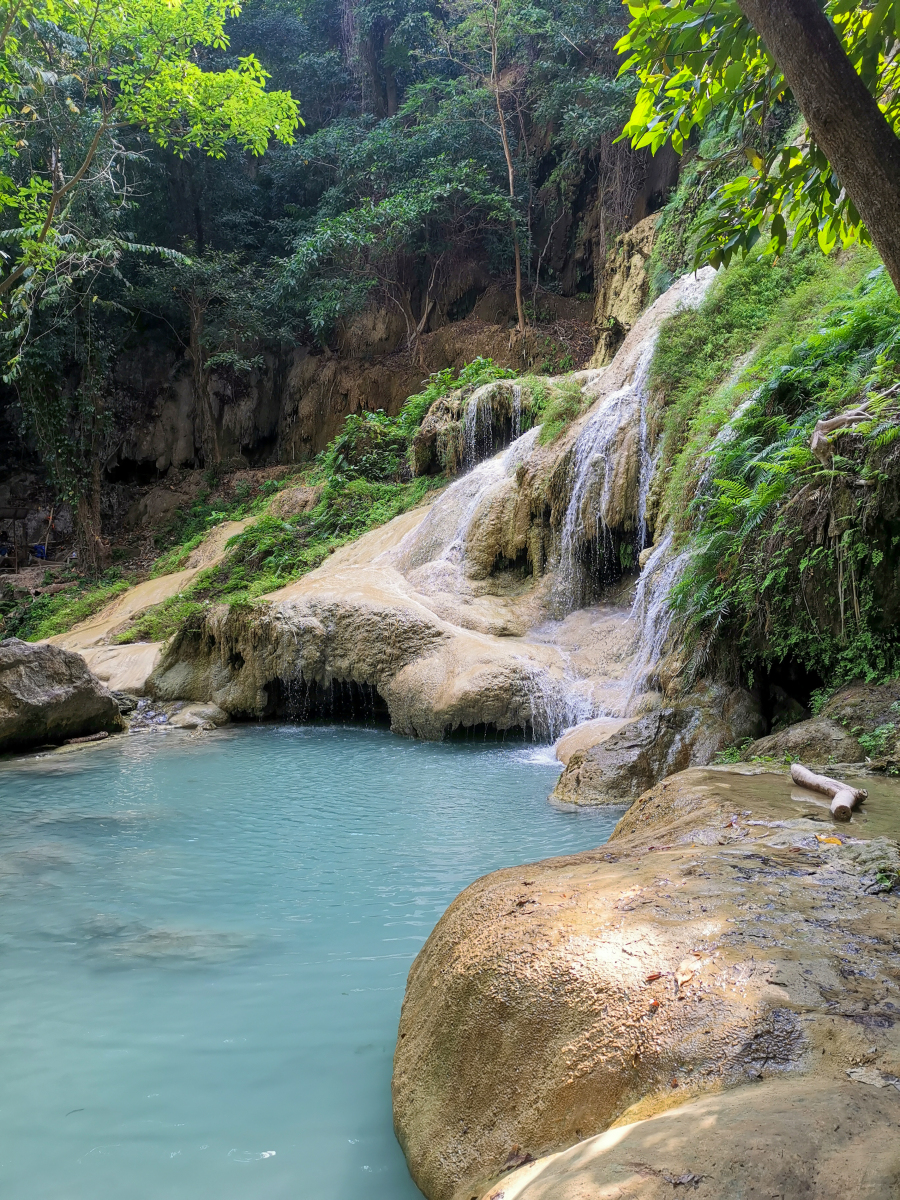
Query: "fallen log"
790 762 867 821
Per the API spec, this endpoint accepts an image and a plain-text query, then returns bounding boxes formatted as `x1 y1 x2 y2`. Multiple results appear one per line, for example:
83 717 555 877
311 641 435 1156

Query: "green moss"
532 377 587 445
4 573 132 641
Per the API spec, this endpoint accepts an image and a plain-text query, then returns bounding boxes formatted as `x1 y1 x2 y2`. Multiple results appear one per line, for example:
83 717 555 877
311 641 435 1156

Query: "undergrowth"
117 478 440 643
3 572 132 641
656 250 900 689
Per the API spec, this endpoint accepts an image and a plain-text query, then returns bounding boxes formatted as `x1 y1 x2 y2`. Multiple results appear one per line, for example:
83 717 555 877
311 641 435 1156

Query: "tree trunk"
75 455 109 574
736 0 900 292
490 29 526 336
188 298 219 465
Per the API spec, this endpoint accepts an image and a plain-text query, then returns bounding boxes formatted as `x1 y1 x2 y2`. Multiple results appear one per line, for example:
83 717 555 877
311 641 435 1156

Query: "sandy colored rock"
79 643 163 696
745 715 863 764
0 638 123 752
267 484 324 519
168 703 229 729
479 1078 900 1200
551 684 763 805
555 717 630 765
392 764 900 1200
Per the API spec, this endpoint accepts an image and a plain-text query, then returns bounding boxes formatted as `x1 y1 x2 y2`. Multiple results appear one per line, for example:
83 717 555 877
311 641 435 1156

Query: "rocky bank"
392 764 900 1200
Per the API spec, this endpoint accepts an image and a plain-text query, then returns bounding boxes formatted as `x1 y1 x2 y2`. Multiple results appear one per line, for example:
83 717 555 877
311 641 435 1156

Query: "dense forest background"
1 0 686 564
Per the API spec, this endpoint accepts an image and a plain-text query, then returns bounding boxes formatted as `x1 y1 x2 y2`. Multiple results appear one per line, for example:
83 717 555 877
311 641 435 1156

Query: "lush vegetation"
650 243 900 691
102 359 509 642
618 0 900 271
4 0 640 569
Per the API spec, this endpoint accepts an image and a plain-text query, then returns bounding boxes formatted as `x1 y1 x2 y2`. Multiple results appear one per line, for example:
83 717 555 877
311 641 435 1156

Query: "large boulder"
551 682 763 805
478 1078 900 1200
392 764 900 1200
744 715 863 764
743 679 900 765
0 638 123 752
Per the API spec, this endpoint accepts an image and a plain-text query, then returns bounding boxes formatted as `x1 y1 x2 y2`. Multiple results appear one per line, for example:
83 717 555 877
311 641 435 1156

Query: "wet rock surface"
0 638 123 753
551 684 763 806
392 765 900 1200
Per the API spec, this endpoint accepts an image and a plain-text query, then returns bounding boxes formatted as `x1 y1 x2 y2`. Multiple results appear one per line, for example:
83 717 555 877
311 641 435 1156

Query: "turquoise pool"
0 724 619 1198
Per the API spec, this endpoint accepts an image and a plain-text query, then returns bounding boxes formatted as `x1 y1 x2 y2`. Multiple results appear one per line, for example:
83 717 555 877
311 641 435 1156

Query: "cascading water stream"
463 385 495 470
624 529 694 710
391 426 540 578
554 335 660 612
633 338 659 549
553 386 631 610
511 384 522 440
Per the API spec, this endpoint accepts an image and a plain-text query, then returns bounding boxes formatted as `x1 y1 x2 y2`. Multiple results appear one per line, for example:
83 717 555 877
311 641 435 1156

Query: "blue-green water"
0 724 618 1199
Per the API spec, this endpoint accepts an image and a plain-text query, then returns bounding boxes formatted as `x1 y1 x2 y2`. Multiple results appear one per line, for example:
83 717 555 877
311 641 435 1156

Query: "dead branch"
790 762 867 821
810 402 871 463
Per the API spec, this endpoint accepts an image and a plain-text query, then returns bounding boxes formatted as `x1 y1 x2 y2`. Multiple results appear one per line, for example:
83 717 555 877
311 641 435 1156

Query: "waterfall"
624 530 693 708
634 339 658 548
463 385 495 470
553 335 660 612
391 426 541 578
511 384 522 440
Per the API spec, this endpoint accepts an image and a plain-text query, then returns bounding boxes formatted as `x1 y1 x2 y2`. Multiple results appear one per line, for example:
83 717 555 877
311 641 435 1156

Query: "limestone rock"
267 484 323 519
590 216 658 367
551 683 763 805
745 715 863 764
555 717 630 765
168 703 229 729
744 681 900 766
479 1078 900 1200
0 638 123 752
392 764 900 1200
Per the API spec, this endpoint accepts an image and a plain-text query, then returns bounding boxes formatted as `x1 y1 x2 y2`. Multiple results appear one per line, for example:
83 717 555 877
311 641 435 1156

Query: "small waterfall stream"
511 384 522 440
554 335 659 611
391 426 540 580
462 385 495 469
624 529 693 709
390 268 716 741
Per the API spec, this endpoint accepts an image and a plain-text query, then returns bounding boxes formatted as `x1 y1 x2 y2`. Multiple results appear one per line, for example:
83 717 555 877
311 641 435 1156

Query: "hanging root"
790 762 868 822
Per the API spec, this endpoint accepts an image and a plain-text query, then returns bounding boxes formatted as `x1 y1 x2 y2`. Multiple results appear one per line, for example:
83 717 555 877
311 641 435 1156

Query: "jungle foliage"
618 0 900 272
650 244 900 691
3 0 643 569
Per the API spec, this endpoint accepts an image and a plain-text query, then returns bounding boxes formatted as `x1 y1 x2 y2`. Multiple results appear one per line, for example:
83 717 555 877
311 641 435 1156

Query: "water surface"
0 725 618 1199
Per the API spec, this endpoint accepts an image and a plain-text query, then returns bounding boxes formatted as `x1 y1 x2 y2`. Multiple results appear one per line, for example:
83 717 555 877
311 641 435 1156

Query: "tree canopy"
0 0 299 362
618 0 900 275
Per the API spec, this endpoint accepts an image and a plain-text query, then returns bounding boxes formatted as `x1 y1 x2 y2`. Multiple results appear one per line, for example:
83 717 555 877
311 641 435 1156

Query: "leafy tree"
0 0 300 566
0 0 300 363
618 0 900 291
438 0 548 335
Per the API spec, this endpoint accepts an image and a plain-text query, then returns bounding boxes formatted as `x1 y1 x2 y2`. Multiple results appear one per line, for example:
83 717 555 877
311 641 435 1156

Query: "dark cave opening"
269 676 391 727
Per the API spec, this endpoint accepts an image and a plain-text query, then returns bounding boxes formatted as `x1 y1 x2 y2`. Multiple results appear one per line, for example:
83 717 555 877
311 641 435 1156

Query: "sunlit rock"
392 764 900 1200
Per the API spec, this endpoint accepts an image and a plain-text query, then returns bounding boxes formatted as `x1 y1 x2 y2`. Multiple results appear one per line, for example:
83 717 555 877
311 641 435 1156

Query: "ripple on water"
0 724 616 1200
